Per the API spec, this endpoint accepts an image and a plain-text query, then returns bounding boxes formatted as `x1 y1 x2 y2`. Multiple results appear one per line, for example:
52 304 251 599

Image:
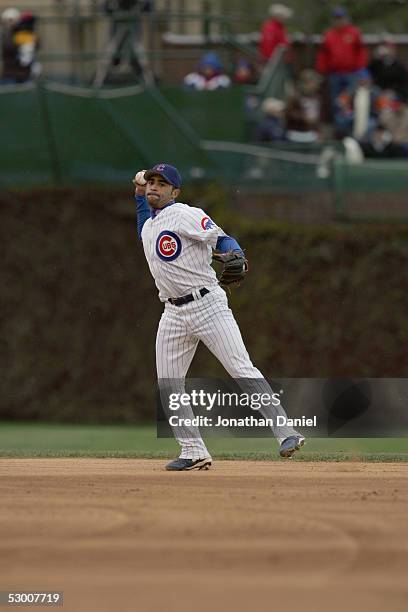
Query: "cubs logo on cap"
145 164 182 189
201 216 214 230
156 230 182 262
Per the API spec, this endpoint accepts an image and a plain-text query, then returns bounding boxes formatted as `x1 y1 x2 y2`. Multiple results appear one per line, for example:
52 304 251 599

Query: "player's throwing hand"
132 170 147 196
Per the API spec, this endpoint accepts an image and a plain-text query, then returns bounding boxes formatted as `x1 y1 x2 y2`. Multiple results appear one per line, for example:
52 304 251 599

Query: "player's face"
146 175 179 209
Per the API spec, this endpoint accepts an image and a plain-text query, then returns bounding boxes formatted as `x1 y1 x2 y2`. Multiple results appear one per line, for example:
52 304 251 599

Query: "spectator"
259 3 293 63
1 7 20 84
378 100 408 150
255 97 286 142
183 52 231 91
369 40 408 102
315 6 368 114
285 68 322 143
14 12 40 76
334 69 380 140
356 89 408 158
1 6 20 30
232 58 258 85
359 126 408 158
376 88 401 115
1 8 39 84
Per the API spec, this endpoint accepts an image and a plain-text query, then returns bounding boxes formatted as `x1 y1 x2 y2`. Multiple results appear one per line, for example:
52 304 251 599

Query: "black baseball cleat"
165 457 212 471
279 436 305 458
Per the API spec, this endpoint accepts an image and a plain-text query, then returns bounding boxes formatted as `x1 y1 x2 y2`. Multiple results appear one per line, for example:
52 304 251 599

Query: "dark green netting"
162 86 246 142
0 85 54 184
1 82 408 210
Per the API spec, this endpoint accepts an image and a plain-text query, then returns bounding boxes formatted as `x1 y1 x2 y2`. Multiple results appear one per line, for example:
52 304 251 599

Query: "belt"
168 287 209 307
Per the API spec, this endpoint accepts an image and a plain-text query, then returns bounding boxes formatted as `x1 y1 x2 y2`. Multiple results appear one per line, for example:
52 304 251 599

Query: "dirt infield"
1 459 407 612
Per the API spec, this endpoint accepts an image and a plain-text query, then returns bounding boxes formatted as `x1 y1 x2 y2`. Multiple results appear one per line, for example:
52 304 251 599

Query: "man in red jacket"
315 6 368 115
259 3 293 62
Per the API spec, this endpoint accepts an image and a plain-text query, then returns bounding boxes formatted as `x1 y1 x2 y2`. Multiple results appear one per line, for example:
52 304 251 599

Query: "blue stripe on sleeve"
216 235 244 254
135 195 150 239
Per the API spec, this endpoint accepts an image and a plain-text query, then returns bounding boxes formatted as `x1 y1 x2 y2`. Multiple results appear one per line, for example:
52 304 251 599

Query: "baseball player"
133 163 305 471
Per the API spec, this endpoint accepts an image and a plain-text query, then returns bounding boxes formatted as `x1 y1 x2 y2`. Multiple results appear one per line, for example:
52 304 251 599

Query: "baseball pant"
156 286 301 459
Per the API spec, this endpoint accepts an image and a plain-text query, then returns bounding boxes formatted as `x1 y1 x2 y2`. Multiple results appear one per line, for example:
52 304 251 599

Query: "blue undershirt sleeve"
215 235 244 254
135 195 150 240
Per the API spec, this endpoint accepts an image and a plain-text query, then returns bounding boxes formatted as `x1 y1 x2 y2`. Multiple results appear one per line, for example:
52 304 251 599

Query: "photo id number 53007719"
0 592 63 606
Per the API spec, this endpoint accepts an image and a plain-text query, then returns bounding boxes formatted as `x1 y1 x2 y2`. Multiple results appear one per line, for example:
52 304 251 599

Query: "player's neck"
150 199 175 218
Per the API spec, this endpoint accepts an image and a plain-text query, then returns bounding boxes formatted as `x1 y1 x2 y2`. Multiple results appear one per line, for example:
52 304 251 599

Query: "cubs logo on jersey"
156 230 182 262
201 216 214 230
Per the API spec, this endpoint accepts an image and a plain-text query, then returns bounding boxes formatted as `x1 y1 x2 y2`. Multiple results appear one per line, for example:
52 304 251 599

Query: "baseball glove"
212 250 248 287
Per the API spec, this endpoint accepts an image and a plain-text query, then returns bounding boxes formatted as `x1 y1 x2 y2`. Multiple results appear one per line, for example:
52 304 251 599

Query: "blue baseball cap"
355 68 371 80
144 163 182 188
199 52 222 72
332 6 348 18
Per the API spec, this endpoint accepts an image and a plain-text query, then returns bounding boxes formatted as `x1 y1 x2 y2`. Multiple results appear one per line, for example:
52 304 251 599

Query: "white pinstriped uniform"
141 203 223 302
142 202 301 459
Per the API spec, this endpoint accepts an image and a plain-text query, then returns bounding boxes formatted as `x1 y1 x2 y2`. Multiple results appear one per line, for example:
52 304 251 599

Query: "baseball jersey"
140 201 226 302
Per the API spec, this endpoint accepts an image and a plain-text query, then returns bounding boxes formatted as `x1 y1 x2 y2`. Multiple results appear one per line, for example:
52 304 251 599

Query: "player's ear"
172 188 180 200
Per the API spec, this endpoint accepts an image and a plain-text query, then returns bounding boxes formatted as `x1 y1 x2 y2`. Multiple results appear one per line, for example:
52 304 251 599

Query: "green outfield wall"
1 188 408 422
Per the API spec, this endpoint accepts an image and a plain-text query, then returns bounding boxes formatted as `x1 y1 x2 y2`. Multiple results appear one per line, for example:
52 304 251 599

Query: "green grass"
0 422 408 461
